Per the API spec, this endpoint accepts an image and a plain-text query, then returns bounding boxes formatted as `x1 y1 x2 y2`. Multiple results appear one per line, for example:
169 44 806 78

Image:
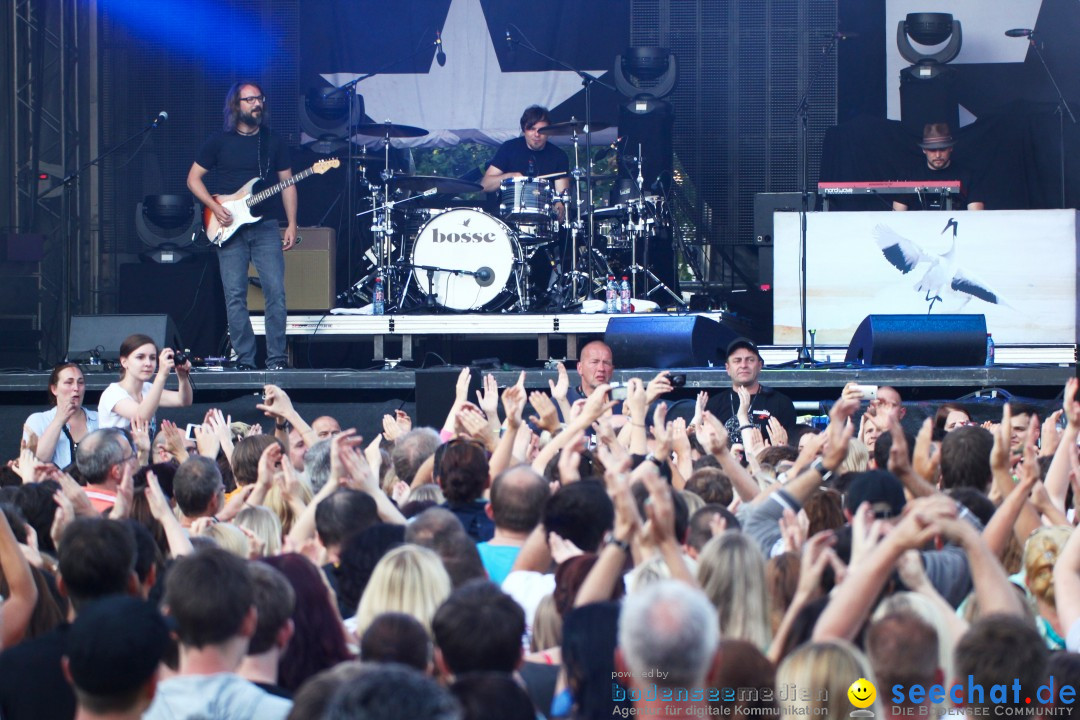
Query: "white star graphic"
319 0 608 148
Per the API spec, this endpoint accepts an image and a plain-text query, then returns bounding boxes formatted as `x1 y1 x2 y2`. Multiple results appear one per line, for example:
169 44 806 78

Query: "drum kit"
341 118 678 313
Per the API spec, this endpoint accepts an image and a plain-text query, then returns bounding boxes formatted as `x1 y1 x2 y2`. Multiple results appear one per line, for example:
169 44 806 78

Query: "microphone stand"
323 30 444 301
1024 31 1076 209
778 32 839 369
507 24 616 304
47 116 164 345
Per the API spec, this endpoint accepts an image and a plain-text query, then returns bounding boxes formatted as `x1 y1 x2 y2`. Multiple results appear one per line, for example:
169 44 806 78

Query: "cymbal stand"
564 125 586 307
624 146 685 307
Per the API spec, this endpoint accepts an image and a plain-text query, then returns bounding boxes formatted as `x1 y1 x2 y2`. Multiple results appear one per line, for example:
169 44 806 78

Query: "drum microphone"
1005 28 1034 38
475 267 495 286
435 30 446 66
594 136 624 163
151 111 168 128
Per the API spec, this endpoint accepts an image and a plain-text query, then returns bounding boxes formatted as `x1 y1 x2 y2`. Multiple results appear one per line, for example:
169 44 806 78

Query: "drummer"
481 105 570 221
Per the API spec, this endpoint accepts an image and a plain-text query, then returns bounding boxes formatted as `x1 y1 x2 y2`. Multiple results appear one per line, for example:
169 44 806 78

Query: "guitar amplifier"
247 226 335 311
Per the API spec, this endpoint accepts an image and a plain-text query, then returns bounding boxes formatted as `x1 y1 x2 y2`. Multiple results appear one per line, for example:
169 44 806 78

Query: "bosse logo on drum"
430 227 498 243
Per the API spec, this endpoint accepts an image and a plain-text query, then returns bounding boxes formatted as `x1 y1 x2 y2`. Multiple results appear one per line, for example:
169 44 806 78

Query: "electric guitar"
203 158 339 246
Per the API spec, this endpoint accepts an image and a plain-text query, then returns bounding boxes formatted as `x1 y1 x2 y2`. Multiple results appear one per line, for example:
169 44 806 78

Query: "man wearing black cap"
893 122 985 211
705 338 796 445
62 596 169 719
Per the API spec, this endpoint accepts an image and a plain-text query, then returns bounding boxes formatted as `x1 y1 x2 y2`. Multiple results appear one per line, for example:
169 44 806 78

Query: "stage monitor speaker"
68 314 183 362
845 314 986 366
414 366 483 430
604 315 738 368
248 226 335 311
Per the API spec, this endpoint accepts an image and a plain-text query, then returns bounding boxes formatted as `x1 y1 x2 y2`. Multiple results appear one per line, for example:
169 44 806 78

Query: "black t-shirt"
489 136 569 178
705 386 797 445
898 158 980 210
194 129 292 215
0 625 73 720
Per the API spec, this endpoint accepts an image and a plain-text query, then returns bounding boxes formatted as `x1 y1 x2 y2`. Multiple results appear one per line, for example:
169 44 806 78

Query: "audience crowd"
1 334 1079 719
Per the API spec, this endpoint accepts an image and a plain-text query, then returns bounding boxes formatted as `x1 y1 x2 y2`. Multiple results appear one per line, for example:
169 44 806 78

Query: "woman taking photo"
24 363 97 468
98 333 192 430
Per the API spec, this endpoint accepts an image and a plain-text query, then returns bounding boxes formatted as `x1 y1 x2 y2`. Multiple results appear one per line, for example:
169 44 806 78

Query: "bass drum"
411 208 523 311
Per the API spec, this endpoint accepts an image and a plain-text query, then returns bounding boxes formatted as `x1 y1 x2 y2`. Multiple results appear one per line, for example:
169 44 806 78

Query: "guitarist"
187 81 296 371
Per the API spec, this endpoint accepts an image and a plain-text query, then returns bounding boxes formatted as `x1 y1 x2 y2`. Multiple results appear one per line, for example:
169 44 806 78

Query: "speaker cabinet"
604 315 739 368
845 314 987 367
248 226 335 311
68 314 183 362
414 367 483 429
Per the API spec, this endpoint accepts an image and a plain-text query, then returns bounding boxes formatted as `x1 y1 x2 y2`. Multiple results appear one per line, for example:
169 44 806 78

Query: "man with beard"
705 338 796 444
187 81 296 370
893 123 985 211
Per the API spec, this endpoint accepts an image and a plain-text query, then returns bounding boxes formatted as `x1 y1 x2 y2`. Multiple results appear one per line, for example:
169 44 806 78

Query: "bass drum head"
411 208 521 311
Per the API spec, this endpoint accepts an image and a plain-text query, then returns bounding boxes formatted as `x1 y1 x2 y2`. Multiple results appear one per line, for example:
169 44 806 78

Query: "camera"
854 384 878 400
173 350 190 366
670 373 686 388
609 382 628 401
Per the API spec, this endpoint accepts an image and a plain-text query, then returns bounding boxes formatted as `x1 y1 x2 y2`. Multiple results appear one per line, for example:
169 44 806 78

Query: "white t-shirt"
23 407 99 468
97 381 153 430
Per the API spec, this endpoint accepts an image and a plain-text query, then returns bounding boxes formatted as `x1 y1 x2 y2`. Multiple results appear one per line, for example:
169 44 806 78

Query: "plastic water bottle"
619 276 631 313
373 276 385 316
605 276 617 313
985 333 995 366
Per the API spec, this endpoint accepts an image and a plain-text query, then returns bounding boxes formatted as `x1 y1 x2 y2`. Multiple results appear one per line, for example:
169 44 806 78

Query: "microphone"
151 111 168 128
593 136 624 163
435 30 446 67
1005 28 1034 37
475 267 495 286
505 28 515 63
833 31 859 40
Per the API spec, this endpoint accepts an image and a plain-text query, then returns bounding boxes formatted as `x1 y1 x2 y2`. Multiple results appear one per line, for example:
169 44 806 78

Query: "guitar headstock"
313 158 341 174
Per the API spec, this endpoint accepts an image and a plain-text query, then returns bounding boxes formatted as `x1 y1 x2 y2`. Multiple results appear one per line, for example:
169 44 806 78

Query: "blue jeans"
216 218 287 367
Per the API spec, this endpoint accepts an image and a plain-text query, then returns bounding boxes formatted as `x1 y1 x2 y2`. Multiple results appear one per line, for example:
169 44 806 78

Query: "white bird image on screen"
874 218 1007 314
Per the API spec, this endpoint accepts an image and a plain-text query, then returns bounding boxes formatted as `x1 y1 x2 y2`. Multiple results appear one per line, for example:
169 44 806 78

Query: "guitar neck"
247 165 316 207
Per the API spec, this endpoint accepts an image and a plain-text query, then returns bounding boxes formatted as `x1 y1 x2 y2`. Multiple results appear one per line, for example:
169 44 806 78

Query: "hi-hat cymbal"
391 175 483 195
354 121 429 138
538 120 612 136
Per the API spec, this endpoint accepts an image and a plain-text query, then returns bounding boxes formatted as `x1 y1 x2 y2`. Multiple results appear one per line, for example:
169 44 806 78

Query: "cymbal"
538 120 612 136
586 174 618 183
353 155 385 166
391 175 483 195
353 121 429 138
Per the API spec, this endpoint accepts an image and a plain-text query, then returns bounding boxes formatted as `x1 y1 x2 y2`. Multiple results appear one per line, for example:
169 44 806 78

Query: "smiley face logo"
847 678 876 709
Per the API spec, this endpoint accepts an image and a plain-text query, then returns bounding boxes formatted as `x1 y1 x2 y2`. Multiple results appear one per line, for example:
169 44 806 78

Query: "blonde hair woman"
777 640 882 720
697 530 772 650
234 505 283 557
1022 525 1072 648
354 544 452 639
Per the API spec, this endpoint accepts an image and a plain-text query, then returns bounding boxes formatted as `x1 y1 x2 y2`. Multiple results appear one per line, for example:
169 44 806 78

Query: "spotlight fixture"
135 194 201 264
614 47 677 114
298 86 364 152
897 12 962 80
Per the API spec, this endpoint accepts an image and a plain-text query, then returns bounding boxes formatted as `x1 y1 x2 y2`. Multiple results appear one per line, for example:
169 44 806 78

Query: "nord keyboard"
818 181 963 210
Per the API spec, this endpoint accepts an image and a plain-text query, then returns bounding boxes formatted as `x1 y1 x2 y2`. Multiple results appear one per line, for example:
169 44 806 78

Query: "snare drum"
499 178 555 223
411 208 523 311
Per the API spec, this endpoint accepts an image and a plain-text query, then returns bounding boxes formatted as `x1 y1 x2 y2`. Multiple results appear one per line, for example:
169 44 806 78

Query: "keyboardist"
893 123 984 212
